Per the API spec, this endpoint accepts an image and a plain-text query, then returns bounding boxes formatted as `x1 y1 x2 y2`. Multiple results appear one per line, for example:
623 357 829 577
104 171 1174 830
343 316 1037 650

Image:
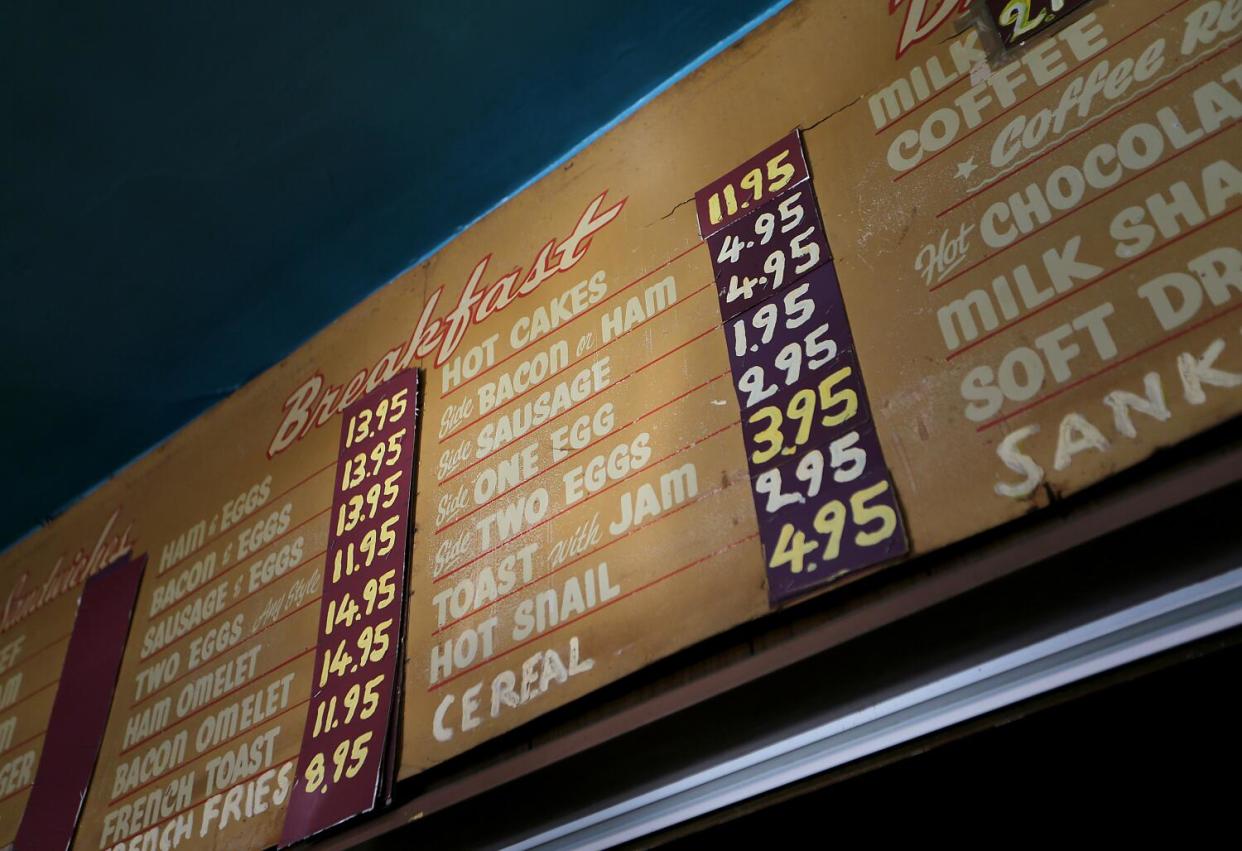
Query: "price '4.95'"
768 480 900 576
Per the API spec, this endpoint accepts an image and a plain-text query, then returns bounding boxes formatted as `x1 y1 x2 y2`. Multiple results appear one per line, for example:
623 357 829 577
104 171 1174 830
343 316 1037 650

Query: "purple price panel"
758 458 908 605
982 0 1094 50
702 136 910 604
708 184 832 321
280 370 419 846
714 251 908 604
16 554 146 851
695 130 810 238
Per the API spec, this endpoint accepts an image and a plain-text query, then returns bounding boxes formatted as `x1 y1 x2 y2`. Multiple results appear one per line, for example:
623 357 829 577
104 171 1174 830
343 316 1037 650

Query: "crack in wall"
803 94 863 134
661 196 694 221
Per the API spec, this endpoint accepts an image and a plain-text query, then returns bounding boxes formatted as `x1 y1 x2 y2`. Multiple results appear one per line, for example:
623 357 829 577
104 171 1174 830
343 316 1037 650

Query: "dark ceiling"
1 0 783 551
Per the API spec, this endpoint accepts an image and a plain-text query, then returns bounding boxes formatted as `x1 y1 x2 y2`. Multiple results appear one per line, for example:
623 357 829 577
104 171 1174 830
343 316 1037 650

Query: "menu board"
399 0 1242 771
401 192 769 769
65 366 421 850
818 0 1242 549
0 1 1236 846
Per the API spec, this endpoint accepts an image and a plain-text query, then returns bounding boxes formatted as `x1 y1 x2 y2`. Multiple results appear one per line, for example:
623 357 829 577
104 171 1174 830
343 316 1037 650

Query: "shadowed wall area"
0 0 782 549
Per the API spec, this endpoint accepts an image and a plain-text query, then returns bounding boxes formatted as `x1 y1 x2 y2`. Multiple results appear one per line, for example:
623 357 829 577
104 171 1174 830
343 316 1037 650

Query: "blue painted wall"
1 1 784 550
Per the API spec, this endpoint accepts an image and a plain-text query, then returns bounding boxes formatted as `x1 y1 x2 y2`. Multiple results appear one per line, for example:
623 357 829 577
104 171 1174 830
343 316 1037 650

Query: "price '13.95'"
344 388 408 449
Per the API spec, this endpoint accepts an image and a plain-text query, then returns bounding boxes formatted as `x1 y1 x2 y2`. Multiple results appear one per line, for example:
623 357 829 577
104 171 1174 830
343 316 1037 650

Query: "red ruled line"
893 1 1192 184
438 240 705 401
434 369 732 534
977 300 1242 432
137 507 331 665
0 728 46 763
113 645 316 779
433 419 740 585
936 34 1242 219
438 322 722 484
0 498 129 643
0 781 31 806
433 478 736 635
0 677 60 716
428 531 759 692
127 576 325 714
7 631 70 671
105 751 303 848
154 459 336 579
946 204 1242 362
438 279 715 444
109 697 308 808
930 119 1239 294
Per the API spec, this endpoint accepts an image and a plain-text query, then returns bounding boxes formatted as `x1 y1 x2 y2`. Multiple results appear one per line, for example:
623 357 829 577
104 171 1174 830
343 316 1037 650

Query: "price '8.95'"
303 731 374 795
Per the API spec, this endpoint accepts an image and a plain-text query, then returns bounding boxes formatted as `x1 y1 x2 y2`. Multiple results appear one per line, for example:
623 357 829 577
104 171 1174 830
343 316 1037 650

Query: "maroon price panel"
280 371 418 846
708 184 832 321
15 554 146 851
982 0 1094 50
695 129 810 238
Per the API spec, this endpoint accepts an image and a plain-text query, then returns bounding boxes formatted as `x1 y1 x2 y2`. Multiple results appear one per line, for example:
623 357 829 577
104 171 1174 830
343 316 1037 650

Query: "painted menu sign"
403 192 769 769
825 0 1241 549
0 0 1235 847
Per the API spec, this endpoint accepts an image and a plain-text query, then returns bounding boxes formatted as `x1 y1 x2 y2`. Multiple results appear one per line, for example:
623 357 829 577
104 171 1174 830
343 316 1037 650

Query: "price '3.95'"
748 365 859 464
